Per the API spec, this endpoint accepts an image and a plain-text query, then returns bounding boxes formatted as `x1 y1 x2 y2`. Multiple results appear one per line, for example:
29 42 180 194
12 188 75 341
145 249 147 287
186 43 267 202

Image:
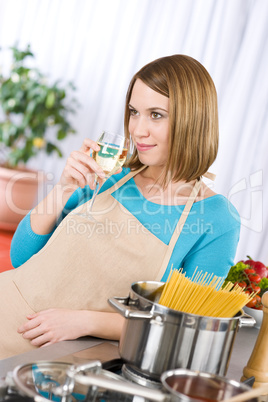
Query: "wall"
0 0 267 263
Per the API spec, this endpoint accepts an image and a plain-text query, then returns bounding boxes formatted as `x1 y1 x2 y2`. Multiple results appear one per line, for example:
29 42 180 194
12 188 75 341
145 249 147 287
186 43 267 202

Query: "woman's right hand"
59 138 106 196
29 138 106 236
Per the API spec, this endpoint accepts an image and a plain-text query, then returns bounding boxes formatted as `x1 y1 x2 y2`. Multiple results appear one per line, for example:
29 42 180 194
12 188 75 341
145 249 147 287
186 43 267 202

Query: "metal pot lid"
12 360 131 402
13 362 77 401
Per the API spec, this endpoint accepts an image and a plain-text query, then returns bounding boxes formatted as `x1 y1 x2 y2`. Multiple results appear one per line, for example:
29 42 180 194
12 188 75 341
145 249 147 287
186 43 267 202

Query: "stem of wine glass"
88 174 101 212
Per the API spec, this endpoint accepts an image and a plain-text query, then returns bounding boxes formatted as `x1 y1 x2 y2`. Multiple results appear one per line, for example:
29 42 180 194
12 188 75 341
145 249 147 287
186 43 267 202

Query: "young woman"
3 55 240 359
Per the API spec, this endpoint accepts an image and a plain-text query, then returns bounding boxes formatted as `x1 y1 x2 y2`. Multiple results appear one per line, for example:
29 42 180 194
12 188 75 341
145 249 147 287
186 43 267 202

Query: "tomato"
254 295 262 309
244 268 256 275
244 290 252 298
235 281 247 288
253 274 261 283
251 284 261 294
246 296 257 308
247 273 261 283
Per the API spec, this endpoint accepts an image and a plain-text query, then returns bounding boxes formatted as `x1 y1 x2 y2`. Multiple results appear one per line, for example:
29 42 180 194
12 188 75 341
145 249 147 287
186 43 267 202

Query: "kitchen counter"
0 325 260 382
227 325 259 381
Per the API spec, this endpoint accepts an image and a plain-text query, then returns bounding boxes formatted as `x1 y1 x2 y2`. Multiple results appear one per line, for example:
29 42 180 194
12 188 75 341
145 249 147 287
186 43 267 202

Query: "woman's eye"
151 112 162 119
129 108 138 116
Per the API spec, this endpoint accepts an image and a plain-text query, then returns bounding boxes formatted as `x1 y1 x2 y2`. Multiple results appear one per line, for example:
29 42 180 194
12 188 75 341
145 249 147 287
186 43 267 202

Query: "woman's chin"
137 154 166 168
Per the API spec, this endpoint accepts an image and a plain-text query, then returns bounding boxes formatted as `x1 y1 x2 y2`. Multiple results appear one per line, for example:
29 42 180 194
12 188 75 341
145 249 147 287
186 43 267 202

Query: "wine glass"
88 131 129 214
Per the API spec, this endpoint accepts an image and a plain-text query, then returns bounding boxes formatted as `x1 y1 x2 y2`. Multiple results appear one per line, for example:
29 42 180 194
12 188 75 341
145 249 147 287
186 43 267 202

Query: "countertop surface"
0 325 260 382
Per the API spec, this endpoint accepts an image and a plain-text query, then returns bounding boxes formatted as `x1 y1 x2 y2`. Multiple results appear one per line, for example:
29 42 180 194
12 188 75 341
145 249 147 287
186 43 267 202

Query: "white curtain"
0 0 267 263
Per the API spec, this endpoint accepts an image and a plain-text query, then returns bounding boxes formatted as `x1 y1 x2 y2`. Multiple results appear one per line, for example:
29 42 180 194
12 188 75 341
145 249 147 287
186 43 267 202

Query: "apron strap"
154 178 203 281
203 171 216 181
102 167 215 196
100 165 147 196
99 167 213 281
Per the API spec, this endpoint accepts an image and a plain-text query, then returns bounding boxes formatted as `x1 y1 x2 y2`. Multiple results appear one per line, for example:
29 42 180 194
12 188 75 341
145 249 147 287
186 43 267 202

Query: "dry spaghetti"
158 268 255 318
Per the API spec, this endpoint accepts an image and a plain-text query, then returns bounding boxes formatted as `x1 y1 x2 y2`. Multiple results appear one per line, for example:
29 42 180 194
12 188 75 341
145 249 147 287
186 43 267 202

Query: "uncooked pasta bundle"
158 268 255 318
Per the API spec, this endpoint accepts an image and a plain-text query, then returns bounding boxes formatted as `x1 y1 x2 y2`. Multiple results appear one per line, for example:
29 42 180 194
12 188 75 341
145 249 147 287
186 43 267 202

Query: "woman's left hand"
17 309 88 347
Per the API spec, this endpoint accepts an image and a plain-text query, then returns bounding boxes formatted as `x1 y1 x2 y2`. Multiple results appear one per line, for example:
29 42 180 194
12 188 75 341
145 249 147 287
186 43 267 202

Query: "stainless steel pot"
72 366 258 402
109 281 256 380
160 369 258 401
12 361 258 402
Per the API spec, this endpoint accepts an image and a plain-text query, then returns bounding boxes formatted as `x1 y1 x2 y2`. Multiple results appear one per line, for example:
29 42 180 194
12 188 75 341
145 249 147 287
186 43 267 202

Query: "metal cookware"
12 361 129 402
11 361 258 402
109 281 256 379
72 365 258 401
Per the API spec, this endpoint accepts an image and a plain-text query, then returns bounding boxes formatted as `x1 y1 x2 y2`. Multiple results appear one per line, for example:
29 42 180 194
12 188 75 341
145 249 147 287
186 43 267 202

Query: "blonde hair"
124 54 219 184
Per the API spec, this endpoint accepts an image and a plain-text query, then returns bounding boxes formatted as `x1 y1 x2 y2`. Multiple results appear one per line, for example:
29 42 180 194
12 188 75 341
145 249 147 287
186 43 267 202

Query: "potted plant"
0 44 78 230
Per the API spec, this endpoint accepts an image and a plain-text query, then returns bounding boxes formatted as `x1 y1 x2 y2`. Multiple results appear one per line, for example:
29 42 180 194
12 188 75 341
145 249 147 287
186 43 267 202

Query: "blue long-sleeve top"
10 168 240 281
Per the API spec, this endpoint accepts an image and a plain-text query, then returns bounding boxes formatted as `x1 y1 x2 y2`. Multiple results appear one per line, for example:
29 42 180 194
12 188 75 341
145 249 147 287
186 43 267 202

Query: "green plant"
0 44 78 168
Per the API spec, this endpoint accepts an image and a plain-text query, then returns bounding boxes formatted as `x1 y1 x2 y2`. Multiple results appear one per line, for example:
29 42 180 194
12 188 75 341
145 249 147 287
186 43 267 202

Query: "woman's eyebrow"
128 103 168 113
147 106 168 113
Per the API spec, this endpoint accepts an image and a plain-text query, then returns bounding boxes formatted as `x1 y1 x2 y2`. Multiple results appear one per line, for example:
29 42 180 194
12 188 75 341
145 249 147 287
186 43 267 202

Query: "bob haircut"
124 54 219 184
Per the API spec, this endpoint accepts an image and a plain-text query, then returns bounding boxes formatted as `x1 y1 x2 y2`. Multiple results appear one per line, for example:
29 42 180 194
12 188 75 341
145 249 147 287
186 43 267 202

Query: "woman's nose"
132 116 150 137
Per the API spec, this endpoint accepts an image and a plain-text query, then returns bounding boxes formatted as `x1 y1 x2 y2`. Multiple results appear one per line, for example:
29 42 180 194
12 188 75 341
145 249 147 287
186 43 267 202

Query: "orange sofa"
0 230 14 273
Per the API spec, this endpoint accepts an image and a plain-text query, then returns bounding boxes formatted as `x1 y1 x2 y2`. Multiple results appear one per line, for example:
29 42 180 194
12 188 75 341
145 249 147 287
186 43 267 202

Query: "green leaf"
46 142 63 157
0 43 78 166
57 129 67 140
45 91 56 108
10 44 34 63
223 262 249 286
260 278 268 290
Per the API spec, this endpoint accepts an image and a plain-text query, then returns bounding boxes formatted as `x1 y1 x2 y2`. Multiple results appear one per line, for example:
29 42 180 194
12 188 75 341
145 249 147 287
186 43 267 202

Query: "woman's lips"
136 142 156 152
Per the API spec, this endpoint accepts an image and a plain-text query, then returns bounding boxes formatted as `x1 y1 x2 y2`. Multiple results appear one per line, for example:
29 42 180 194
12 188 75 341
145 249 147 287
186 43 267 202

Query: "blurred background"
0 0 267 264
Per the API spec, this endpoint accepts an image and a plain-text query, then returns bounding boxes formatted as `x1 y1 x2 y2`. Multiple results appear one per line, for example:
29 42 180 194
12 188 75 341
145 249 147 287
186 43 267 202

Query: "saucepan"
108 281 256 380
12 361 259 402
71 365 259 401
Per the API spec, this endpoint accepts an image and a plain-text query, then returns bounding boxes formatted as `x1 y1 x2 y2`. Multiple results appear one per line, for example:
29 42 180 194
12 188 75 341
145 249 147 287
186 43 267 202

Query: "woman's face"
128 79 170 168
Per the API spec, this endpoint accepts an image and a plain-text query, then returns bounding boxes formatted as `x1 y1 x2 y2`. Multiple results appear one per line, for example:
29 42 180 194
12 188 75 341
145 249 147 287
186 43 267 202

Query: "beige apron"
0 168 202 358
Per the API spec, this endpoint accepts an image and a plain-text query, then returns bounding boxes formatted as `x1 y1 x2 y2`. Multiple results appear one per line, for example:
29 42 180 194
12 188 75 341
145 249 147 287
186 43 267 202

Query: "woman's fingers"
18 309 86 347
60 143 105 190
18 311 50 338
57 137 108 194
79 138 100 154
64 156 94 188
17 316 39 334
29 333 53 347
68 151 104 178
18 323 55 346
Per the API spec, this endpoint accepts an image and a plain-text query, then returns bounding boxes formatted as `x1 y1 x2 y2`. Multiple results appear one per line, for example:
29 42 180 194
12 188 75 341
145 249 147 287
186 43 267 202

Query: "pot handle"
72 372 169 401
108 296 154 319
239 312 256 328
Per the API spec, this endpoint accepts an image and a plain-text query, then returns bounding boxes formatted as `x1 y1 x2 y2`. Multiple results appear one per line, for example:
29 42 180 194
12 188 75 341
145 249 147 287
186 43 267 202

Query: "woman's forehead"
130 79 169 110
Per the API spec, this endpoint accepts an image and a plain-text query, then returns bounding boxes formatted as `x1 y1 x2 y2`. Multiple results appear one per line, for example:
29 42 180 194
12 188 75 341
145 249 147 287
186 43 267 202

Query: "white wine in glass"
89 131 129 213
92 139 128 178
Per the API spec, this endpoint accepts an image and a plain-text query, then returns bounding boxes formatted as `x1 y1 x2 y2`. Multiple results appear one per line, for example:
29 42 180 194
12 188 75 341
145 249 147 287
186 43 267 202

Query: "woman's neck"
141 165 165 183
134 167 197 205
134 167 216 205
